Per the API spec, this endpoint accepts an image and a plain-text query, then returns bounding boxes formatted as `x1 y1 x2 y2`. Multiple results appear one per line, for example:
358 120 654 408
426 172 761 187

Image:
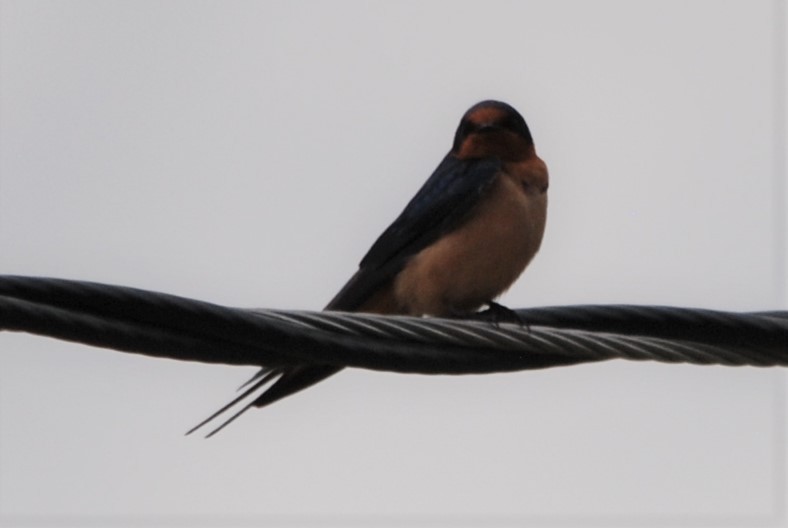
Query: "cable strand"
1 275 786 374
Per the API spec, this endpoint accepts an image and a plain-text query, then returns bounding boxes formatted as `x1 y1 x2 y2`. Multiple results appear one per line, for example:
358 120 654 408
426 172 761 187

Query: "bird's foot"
475 301 529 329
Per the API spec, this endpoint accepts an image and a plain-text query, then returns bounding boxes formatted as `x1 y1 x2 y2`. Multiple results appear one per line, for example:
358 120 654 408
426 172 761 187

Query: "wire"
1 275 786 374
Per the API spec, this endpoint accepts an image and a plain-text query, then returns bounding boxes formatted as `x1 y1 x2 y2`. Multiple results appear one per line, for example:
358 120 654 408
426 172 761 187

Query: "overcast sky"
0 1 786 526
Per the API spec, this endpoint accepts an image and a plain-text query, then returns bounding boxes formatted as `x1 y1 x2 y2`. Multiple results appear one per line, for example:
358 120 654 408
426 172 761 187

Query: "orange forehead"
465 106 508 125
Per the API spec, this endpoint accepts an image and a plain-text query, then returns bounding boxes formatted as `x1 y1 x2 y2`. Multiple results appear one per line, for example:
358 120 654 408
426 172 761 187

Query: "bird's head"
452 100 534 161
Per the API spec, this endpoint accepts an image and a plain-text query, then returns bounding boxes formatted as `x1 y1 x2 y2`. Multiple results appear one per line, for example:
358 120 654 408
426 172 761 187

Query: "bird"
187 99 549 437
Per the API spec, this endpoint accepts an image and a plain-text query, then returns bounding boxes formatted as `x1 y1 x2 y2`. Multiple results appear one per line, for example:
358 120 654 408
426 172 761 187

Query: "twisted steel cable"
0 275 786 373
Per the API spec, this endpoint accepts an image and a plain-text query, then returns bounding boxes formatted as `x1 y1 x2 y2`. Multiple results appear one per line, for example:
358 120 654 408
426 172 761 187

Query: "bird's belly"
393 176 546 316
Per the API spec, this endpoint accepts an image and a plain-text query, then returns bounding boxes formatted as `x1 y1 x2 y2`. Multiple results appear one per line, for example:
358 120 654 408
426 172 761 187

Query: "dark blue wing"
326 154 502 311
191 155 502 434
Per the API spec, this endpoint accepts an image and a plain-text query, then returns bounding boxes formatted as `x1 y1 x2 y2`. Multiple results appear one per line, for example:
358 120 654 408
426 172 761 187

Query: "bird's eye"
458 122 477 137
499 117 515 130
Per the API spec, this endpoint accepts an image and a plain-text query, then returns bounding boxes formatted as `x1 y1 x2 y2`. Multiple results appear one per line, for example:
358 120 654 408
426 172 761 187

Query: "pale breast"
393 170 547 316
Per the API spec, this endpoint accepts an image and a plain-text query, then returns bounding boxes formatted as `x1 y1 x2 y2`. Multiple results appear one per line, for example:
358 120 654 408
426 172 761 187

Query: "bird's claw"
473 301 529 329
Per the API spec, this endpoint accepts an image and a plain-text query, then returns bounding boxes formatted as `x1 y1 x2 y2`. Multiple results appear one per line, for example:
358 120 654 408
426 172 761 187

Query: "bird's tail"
187 270 396 437
186 365 342 438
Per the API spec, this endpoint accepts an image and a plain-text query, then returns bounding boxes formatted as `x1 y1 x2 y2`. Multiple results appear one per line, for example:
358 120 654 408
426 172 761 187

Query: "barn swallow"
188 100 549 436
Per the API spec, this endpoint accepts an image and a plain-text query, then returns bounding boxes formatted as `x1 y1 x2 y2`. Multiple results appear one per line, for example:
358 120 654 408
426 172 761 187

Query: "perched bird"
188 100 549 436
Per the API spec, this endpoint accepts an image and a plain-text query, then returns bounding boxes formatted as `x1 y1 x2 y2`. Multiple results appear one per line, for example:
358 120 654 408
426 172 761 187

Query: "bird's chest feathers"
394 172 547 315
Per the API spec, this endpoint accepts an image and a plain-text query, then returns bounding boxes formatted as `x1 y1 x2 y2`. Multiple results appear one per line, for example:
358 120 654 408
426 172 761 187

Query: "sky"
0 1 786 526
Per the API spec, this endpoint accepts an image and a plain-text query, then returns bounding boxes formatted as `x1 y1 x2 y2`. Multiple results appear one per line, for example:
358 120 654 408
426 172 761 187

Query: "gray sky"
0 1 786 525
